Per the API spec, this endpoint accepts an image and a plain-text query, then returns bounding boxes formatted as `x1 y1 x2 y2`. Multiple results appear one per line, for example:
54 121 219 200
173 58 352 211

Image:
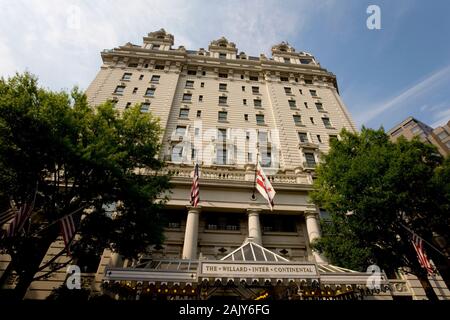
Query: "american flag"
0 208 16 228
190 163 200 207
60 214 77 253
5 201 35 237
411 233 434 275
256 162 276 210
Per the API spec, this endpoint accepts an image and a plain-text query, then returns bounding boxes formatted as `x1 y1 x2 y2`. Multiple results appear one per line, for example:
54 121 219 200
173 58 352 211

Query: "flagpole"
399 223 448 258
251 151 259 200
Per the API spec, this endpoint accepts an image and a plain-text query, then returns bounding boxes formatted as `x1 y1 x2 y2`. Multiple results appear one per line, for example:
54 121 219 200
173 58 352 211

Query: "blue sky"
1 0 449 130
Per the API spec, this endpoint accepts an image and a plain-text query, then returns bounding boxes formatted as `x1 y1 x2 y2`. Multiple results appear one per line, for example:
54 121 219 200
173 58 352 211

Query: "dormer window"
283 57 290 63
219 43 227 48
152 44 160 50
219 52 226 59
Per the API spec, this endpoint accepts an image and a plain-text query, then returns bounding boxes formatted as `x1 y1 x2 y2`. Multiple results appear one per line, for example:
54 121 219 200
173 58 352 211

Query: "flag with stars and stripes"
60 214 77 253
411 233 434 275
190 163 200 207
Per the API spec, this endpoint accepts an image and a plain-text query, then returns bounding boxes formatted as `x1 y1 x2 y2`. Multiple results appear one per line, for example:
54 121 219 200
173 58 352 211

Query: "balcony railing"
303 161 317 170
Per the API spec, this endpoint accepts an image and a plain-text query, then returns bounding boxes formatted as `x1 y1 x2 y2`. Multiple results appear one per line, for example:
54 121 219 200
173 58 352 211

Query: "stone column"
247 208 262 245
182 206 201 259
305 210 327 264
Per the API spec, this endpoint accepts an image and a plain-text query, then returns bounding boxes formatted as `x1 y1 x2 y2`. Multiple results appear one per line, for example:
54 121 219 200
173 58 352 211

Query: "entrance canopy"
221 241 289 262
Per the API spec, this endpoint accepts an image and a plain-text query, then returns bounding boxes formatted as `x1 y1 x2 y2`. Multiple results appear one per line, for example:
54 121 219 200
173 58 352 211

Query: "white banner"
200 262 318 278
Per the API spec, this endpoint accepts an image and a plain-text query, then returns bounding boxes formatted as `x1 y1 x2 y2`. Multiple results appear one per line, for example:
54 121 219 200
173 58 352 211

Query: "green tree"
311 127 449 300
0 73 171 298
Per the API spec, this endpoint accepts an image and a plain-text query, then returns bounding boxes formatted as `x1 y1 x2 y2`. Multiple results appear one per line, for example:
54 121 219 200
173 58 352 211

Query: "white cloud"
430 108 450 128
0 0 334 90
354 64 450 126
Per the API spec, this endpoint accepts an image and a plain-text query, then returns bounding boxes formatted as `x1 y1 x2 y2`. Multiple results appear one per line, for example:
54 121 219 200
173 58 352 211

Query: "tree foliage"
0 73 171 293
311 127 449 277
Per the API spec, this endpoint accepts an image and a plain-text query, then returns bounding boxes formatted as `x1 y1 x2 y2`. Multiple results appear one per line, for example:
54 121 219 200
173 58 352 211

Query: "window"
175 126 186 136
154 65 164 70
151 75 160 83
293 115 302 125
219 96 227 105
244 114 248 121
322 117 332 128
219 83 227 91
114 85 125 95
256 114 265 125
132 87 138 94
310 90 317 97
122 73 132 80
179 108 189 118
254 99 262 108
315 103 324 111
182 93 192 102
197 110 201 118
299 89 303 95
304 153 316 166
261 151 271 167
125 102 131 109
140 103 150 113
258 131 268 144
205 215 240 231
139 74 144 80
411 126 422 134
329 135 338 142
310 117 315 124
185 80 194 88
304 79 313 84
219 73 228 78
195 128 200 136
261 216 297 233
152 44 160 50
252 86 260 94
217 128 227 140
216 146 227 165
246 131 250 140
218 111 228 122
200 82 205 88
172 145 183 162
283 57 290 63
145 88 155 97
191 148 196 159
438 131 448 140
247 153 253 162
128 63 138 68
317 135 322 143
289 100 297 108
249 75 259 81
243 99 247 105
280 76 289 82
187 70 197 75
304 102 308 108
298 132 308 143
242 86 245 92
202 71 206 76
284 87 292 94
199 95 203 102
144 63 149 68
219 52 226 59
300 59 312 64
241 75 244 80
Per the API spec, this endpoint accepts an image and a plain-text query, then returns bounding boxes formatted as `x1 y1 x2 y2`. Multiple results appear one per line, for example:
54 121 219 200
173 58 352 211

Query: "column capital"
186 205 202 213
246 207 262 216
304 209 319 218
